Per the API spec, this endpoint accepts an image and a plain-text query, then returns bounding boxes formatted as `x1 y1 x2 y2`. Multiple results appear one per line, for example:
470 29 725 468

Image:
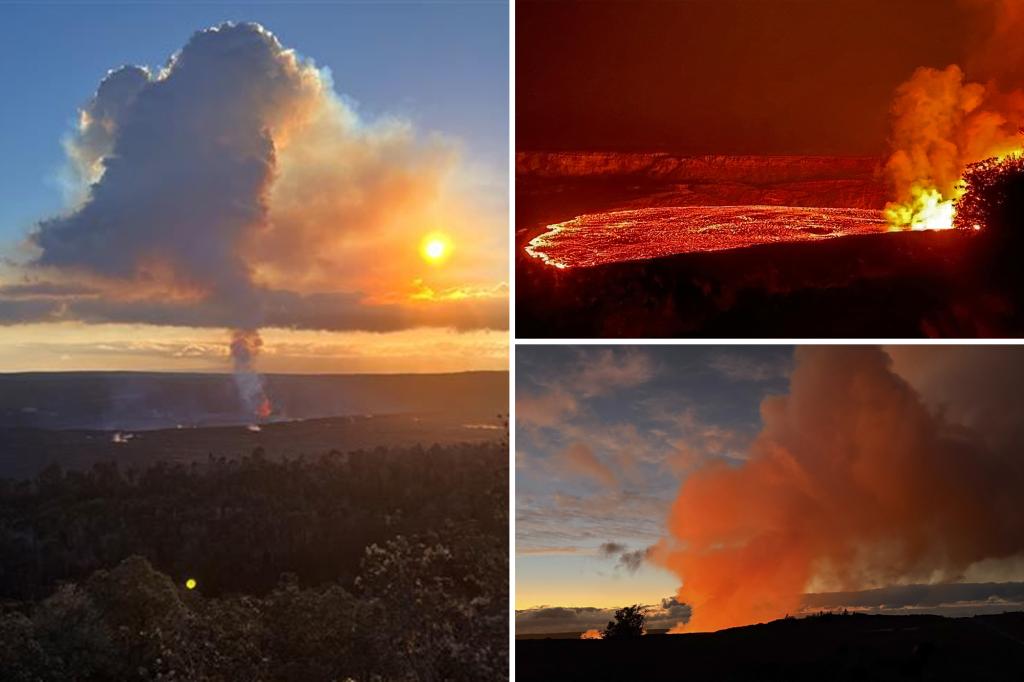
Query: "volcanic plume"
3 21 506 399
2 22 506 346
229 329 271 419
660 347 1024 632
884 0 1024 230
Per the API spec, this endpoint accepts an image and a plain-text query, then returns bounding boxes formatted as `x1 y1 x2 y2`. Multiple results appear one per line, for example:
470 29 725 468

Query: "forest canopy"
0 442 508 681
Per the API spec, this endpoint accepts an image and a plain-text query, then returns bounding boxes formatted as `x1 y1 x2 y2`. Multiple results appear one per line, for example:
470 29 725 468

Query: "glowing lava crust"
525 205 890 269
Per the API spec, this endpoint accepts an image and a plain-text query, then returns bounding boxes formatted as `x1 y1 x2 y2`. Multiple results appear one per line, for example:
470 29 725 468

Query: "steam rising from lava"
885 1 1024 231
660 347 1024 633
230 329 271 419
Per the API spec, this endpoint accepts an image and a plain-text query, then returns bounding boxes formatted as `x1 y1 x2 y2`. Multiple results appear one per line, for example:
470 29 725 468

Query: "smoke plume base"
230 329 271 420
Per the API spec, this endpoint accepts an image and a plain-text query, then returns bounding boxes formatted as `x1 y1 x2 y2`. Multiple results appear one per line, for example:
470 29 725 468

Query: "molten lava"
525 205 889 269
884 186 957 231
257 396 272 419
885 152 1024 233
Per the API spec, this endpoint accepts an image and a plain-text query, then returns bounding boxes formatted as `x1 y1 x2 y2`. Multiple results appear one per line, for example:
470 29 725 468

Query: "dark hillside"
517 611 1024 681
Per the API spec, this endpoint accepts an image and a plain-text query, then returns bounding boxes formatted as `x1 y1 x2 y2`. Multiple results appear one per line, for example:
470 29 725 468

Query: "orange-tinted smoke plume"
885 1 1024 230
230 328 271 420
660 347 1024 633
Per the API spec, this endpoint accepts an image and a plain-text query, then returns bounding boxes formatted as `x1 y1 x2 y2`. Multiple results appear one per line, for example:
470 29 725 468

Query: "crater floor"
525 205 890 269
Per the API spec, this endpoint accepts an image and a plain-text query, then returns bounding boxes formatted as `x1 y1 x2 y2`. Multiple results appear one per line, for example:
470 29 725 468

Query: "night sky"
517 0 976 154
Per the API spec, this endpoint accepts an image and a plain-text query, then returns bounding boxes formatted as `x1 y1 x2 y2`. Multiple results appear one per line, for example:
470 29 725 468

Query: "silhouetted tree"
603 604 647 639
955 154 1024 248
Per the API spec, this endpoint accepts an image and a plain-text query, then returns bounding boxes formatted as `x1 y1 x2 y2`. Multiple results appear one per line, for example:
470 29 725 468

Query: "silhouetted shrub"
603 604 647 639
955 154 1024 240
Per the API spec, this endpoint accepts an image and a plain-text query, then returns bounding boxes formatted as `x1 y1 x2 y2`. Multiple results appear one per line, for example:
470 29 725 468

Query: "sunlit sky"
0 1 508 373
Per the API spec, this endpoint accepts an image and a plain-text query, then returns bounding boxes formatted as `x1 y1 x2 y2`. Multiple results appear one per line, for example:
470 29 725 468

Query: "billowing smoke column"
36 23 317 299
660 347 1024 633
885 1 1024 230
24 21 470 411
230 329 271 419
32 23 318 413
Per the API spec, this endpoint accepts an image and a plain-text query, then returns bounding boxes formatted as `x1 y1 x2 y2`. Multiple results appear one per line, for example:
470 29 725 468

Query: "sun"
421 233 452 264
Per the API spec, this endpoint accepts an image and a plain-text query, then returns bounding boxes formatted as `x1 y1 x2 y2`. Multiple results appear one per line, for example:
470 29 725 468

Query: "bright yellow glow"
420 233 452 264
426 240 446 260
885 186 957 231
886 147 1024 232
185 578 197 590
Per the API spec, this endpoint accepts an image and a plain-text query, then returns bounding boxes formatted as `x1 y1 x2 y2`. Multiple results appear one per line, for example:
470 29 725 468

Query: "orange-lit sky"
0 323 507 374
518 0 978 155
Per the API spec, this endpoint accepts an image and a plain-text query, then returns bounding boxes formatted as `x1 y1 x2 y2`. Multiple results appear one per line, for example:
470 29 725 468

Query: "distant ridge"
517 611 1024 681
0 370 508 431
516 152 882 184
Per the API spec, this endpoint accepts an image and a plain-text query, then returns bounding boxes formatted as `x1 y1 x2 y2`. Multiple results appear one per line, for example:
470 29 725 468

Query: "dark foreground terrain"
517 612 1024 682
0 372 508 680
0 440 508 680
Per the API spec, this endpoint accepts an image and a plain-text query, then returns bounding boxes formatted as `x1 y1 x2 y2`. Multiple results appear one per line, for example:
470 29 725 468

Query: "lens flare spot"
421 233 452 264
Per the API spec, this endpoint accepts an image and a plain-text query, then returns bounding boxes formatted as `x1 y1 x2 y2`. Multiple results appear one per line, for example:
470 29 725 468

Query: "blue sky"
0 0 508 245
516 346 793 610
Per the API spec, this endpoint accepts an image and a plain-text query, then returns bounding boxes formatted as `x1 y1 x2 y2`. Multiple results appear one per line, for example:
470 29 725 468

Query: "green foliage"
955 153 1024 239
603 604 647 639
358 532 508 682
0 442 507 600
0 443 508 681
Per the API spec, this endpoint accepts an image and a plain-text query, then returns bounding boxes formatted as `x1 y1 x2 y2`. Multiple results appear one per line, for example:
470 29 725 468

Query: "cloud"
572 348 655 397
516 582 1024 636
1 22 506 336
593 542 654 573
617 546 653 574
802 581 1024 615
516 597 691 635
515 546 582 557
517 349 654 430
709 352 788 383
0 323 507 374
516 489 670 555
664 407 750 473
555 442 617 488
516 386 579 429
598 542 627 556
